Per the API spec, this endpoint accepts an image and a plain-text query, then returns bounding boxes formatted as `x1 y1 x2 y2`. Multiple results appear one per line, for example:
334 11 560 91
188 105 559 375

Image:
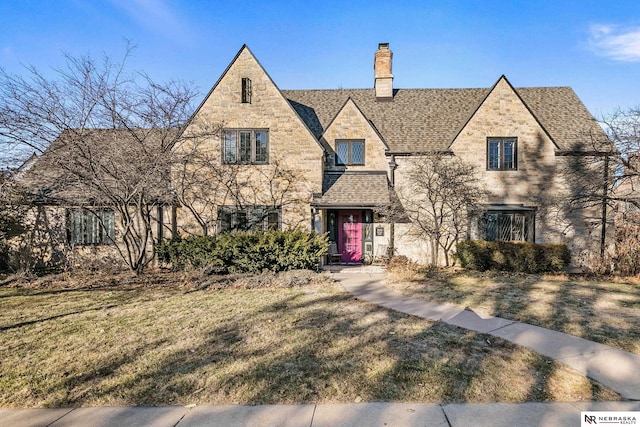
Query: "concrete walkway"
333 269 640 401
2 401 640 427
3 267 638 427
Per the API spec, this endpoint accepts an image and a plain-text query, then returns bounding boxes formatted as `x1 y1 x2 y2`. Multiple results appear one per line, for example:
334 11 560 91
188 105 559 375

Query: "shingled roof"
19 128 177 205
282 84 610 154
312 171 391 208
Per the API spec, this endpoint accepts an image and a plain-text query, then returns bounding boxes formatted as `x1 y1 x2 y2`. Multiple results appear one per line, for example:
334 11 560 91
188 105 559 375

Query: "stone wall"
391 79 610 265
321 99 389 173
175 47 324 234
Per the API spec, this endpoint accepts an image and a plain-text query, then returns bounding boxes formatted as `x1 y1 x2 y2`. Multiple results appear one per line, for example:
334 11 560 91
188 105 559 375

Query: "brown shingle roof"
20 128 177 204
282 85 610 153
312 171 391 208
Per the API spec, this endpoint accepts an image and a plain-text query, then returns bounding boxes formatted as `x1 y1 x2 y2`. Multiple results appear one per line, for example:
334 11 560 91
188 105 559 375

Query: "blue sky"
1 0 639 117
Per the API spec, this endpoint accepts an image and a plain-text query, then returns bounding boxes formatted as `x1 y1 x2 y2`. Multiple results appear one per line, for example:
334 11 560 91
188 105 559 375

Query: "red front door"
338 210 362 263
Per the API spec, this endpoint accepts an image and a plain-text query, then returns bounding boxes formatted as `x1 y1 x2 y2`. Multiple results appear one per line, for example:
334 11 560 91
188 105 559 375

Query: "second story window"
335 139 365 166
223 129 268 164
487 137 517 170
242 77 252 103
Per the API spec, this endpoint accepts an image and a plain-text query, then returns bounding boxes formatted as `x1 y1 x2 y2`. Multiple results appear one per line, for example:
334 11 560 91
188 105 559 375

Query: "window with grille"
223 129 269 164
66 208 115 245
487 137 517 170
480 210 534 242
335 140 365 166
218 206 281 232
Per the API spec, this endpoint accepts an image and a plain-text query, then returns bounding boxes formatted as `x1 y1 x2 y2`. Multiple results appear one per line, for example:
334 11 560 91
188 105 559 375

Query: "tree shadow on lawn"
42 288 620 407
396 270 640 354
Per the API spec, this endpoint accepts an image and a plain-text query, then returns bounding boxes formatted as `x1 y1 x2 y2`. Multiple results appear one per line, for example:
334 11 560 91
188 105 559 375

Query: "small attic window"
241 77 252 104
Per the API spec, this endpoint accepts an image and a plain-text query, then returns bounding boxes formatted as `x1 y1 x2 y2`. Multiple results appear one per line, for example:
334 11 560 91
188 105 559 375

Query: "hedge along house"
176 43 614 266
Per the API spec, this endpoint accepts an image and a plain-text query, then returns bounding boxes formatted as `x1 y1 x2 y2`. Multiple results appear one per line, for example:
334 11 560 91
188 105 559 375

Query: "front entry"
338 210 362 263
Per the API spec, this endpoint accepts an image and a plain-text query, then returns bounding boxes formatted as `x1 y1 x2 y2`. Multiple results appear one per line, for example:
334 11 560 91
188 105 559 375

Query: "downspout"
601 155 609 258
388 155 397 258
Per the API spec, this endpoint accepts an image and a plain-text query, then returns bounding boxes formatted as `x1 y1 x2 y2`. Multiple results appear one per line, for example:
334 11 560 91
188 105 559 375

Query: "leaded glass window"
335 140 365 166
481 210 534 242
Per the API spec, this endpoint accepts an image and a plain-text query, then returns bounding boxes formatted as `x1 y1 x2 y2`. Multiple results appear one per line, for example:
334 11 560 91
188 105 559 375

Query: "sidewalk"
2 401 640 427
2 267 638 427
333 269 640 401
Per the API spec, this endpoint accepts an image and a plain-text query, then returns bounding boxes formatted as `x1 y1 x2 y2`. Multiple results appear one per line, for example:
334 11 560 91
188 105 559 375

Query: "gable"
450 77 556 155
284 88 489 154
283 83 611 155
321 98 389 170
180 45 323 160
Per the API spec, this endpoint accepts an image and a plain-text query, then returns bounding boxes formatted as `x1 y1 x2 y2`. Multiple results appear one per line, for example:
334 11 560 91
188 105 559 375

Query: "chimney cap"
378 42 390 50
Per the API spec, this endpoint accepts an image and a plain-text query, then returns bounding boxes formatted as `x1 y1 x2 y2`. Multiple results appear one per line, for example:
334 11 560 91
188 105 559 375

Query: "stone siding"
321 99 389 173
176 47 324 234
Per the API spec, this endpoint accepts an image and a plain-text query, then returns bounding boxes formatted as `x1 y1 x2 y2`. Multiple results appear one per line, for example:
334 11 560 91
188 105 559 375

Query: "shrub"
613 215 640 276
455 240 571 273
156 229 329 274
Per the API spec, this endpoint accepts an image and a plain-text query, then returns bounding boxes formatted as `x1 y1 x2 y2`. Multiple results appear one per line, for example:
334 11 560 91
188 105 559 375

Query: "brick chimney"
374 43 393 101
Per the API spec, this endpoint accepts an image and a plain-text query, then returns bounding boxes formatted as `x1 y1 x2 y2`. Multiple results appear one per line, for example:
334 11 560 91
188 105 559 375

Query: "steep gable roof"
321 97 389 150
282 82 610 154
20 128 176 204
180 45 322 151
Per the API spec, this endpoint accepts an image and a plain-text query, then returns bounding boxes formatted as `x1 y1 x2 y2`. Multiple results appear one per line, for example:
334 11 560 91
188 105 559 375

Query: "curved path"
332 269 640 401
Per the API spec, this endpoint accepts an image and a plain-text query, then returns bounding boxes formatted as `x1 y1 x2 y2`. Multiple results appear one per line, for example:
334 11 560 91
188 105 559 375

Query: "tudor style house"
174 43 612 265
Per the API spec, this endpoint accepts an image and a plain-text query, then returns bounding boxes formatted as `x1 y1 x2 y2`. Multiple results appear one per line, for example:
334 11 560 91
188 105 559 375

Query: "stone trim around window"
487 137 517 171
222 129 269 164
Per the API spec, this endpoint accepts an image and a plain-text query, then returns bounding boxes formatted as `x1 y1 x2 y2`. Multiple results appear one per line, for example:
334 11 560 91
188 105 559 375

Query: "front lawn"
0 270 620 407
385 268 640 355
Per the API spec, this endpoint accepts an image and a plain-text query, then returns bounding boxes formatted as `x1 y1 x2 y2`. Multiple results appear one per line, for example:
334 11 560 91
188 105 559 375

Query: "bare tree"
395 154 487 266
557 108 638 261
173 140 309 235
605 107 640 205
0 45 199 274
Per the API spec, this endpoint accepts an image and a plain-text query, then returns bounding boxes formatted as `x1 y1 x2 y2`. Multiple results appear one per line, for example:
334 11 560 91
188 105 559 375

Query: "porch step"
321 264 386 274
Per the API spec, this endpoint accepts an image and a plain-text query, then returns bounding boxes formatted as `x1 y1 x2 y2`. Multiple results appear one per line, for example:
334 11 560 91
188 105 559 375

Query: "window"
241 77 252 103
67 208 115 245
487 137 517 170
480 210 534 242
335 140 365 166
218 206 281 232
223 129 269 164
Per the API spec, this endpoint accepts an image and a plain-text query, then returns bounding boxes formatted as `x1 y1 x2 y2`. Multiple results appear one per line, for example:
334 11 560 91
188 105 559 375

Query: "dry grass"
385 268 640 355
0 270 620 408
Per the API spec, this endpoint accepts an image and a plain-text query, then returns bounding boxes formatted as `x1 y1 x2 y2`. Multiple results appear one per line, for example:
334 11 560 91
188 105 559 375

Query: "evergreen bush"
156 229 329 274
455 240 570 273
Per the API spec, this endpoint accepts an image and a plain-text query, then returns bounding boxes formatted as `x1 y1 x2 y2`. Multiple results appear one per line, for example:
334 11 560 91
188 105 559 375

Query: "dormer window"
335 139 365 166
242 77 252 103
